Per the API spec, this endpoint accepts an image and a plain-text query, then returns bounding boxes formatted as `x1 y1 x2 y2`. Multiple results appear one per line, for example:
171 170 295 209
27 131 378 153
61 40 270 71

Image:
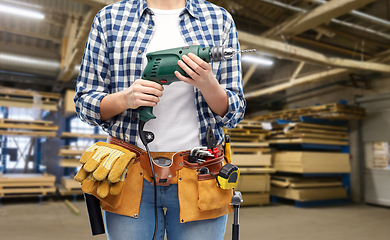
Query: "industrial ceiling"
0 0 389 112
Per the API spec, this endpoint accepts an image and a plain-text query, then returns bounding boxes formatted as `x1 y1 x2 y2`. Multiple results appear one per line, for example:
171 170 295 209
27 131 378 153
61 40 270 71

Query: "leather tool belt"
107 135 224 186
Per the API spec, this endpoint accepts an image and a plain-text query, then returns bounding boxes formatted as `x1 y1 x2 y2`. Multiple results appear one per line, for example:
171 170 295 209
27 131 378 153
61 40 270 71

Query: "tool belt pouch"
183 151 233 212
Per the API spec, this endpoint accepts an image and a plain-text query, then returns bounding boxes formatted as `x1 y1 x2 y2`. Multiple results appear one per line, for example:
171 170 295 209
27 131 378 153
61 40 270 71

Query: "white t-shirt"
137 7 201 152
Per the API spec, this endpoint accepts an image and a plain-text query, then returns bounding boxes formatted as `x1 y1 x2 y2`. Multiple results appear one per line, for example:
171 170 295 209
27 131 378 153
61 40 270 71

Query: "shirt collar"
137 0 199 19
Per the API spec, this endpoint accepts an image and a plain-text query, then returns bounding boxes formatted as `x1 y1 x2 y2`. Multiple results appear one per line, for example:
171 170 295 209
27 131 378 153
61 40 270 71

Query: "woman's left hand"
174 53 219 92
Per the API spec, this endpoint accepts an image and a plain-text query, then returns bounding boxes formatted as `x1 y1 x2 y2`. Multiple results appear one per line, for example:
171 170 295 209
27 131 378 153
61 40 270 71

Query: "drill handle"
138 106 156 123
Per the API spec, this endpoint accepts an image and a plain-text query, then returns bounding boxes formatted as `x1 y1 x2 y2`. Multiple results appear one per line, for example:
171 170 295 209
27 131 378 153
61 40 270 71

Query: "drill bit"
237 49 257 54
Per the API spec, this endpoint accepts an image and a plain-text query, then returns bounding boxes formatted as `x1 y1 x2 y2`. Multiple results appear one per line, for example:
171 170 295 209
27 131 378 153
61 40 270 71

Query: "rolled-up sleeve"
214 18 246 129
74 13 111 127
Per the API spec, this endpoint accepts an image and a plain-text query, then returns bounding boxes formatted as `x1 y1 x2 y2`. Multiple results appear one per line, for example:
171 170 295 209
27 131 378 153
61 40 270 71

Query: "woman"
74 0 246 239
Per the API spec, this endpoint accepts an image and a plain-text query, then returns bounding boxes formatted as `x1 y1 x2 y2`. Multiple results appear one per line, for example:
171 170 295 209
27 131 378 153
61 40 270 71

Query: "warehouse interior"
0 0 390 239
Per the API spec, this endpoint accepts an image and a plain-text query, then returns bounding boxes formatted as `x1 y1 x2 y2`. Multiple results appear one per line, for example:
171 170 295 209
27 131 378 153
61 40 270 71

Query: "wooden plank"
0 119 54 125
61 132 108 139
239 167 276 174
58 149 86 156
271 133 349 140
231 142 269 148
271 186 348 201
0 97 58 111
64 199 80 216
264 0 377 37
235 174 270 192
268 138 349 145
0 187 56 196
241 193 270 206
61 176 81 190
0 130 56 137
59 159 81 168
0 122 58 131
57 184 83 196
231 152 272 167
0 174 56 183
273 151 351 173
0 87 61 100
279 122 348 131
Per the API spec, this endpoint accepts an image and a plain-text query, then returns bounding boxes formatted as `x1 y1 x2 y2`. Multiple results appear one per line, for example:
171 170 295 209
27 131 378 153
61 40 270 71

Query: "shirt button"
132 117 135 121
148 24 152 29
138 50 142 54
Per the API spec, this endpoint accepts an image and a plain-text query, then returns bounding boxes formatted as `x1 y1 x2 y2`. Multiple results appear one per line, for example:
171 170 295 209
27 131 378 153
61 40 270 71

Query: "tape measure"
217 163 240 190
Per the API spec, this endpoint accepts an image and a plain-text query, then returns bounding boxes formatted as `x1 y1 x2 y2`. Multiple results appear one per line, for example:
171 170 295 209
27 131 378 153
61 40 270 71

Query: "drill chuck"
209 46 256 62
210 46 235 62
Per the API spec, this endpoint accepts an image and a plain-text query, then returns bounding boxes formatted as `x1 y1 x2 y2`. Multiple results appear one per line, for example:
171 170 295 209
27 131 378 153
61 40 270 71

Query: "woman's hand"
122 79 164 109
174 52 229 117
174 53 219 92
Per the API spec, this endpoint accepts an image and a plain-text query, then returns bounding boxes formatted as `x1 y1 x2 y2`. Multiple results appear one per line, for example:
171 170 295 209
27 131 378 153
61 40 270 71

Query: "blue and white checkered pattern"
74 0 246 147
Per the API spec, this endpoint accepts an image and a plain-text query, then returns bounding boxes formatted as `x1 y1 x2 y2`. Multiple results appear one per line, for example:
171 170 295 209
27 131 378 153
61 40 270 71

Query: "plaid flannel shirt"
74 0 246 147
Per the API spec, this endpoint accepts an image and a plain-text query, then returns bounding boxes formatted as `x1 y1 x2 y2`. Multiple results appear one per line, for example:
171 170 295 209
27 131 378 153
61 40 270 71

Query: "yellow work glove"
78 142 136 181
80 169 129 198
74 142 136 198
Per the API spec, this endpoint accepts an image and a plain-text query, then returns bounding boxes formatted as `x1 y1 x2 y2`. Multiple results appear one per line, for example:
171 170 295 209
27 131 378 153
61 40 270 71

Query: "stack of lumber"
270 176 348 201
273 151 351 173
268 122 349 146
57 132 107 195
0 87 61 111
365 142 389 169
0 173 56 197
224 120 274 206
251 103 366 121
0 119 58 137
225 120 272 167
266 120 351 206
57 146 85 195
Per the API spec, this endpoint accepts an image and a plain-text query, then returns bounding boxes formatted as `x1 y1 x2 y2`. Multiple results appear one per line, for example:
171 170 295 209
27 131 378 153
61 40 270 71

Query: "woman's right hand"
123 79 164 109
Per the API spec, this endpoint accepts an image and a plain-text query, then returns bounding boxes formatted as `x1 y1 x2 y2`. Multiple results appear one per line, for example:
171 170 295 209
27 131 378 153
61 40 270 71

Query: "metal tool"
232 191 243 240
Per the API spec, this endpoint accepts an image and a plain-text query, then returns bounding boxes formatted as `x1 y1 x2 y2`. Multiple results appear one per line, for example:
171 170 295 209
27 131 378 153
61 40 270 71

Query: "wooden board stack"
251 103 366 122
57 145 85 195
224 120 274 206
268 122 349 146
57 132 107 195
266 121 351 205
0 173 56 197
271 176 348 201
0 119 58 137
0 87 61 111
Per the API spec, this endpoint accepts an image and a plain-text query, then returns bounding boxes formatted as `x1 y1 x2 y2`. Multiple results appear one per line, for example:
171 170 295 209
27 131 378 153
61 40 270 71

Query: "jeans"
104 178 228 240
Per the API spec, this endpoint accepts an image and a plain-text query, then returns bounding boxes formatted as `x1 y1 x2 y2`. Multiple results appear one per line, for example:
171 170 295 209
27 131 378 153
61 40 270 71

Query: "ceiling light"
0 4 45 20
242 55 274 66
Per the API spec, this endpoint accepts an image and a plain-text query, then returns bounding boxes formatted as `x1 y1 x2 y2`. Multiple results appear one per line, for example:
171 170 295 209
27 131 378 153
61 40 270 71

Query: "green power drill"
138 45 256 122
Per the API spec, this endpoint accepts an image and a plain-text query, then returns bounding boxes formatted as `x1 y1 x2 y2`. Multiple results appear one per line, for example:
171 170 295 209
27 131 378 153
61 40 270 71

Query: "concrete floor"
0 198 389 240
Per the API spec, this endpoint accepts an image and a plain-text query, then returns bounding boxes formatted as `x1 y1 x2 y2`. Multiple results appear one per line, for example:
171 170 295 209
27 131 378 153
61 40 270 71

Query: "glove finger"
93 153 119 181
108 152 136 183
83 153 109 172
110 168 128 195
97 181 110 198
81 176 98 193
110 181 124 195
74 167 88 182
80 143 100 164
80 151 94 165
